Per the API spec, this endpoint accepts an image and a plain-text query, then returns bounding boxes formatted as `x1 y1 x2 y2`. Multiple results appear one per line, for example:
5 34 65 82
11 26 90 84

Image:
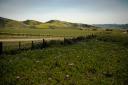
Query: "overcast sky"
0 0 128 24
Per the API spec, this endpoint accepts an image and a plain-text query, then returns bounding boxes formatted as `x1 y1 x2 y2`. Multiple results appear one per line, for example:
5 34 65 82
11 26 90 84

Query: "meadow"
0 28 98 39
0 28 98 54
0 28 128 85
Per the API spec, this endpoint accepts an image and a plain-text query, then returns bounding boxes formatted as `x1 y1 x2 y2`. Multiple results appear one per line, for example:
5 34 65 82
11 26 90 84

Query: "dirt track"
0 37 64 42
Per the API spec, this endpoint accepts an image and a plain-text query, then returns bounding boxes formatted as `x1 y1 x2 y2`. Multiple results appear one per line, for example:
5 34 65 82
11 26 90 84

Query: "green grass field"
0 28 99 38
0 30 128 85
0 28 98 53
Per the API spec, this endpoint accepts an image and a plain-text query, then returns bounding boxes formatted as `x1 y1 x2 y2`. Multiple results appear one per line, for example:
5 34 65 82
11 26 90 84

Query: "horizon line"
0 16 128 25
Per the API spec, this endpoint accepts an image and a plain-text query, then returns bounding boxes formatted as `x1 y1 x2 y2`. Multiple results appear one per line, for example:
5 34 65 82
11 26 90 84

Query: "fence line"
19 41 21 50
0 34 96 55
0 37 64 42
0 42 2 55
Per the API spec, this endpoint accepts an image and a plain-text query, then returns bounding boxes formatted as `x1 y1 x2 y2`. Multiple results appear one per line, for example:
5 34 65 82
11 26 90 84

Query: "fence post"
0 42 3 55
42 39 46 48
64 38 66 43
64 38 66 45
31 41 34 49
19 42 21 50
41 39 44 49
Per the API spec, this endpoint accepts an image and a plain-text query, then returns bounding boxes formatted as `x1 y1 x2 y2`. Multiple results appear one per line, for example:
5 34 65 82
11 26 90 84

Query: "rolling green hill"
0 17 95 29
22 20 42 26
0 17 27 29
36 20 95 29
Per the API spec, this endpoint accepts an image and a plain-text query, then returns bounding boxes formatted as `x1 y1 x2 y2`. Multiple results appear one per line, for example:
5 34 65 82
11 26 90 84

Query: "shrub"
76 36 86 41
64 38 74 45
47 40 62 46
105 29 113 31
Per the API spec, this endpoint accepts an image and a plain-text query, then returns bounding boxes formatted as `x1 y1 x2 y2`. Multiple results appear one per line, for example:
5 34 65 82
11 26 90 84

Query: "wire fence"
0 34 96 55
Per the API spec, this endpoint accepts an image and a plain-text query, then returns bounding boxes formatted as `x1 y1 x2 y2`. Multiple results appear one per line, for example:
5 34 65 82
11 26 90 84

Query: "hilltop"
36 20 95 29
0 17 27 29
0 17 95 29
22 20 42 26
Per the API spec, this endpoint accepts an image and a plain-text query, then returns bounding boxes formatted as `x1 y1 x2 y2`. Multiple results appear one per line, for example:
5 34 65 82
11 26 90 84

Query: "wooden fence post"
41 39 44 49
64 38 66 43
19 42 21 50
31 41 34 49
64 38 67 45
0 42 3 55
42 39 47 48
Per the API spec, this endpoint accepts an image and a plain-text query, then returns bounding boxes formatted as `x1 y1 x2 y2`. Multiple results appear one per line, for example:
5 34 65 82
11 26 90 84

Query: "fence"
0 34 96 55
0 42 2 55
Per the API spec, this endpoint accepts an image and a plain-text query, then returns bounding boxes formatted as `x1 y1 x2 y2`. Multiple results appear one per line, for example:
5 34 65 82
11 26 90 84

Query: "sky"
0 0 128 24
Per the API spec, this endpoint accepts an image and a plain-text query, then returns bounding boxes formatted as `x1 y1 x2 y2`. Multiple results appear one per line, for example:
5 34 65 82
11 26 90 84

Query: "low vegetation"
0 31 128 85
0 17 128 85
0 28 99 39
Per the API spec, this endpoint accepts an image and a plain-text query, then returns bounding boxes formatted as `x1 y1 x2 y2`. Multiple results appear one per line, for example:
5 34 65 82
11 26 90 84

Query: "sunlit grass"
0 38 128 85
0 29 128 85
0 28 98 38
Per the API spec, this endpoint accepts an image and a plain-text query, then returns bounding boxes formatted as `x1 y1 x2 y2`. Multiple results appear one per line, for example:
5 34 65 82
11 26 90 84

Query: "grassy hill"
36 20 95 29
0 17 95 29
22 20 42 26
0 17 27 29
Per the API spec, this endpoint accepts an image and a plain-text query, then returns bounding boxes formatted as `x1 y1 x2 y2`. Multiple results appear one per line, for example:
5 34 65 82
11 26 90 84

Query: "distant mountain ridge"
93 24 128 29
0 17 94 29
